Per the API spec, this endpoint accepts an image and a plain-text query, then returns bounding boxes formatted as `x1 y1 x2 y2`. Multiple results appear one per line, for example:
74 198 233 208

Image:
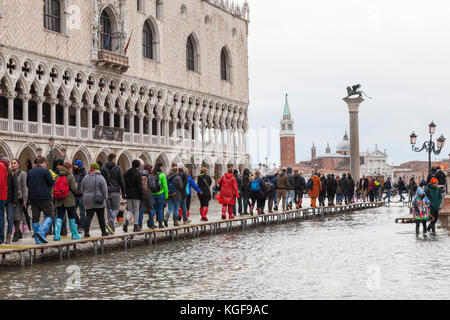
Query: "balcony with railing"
96 50 130 72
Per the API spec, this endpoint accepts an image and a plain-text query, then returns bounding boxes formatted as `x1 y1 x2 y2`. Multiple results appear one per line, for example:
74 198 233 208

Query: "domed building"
336 131 350 155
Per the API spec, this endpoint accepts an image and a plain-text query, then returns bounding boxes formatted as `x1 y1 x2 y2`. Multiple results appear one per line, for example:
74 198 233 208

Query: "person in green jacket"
425 178 443 234
53 160 82 240
151 162 168 229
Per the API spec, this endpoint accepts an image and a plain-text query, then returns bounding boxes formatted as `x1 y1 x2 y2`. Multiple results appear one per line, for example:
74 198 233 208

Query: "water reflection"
1 206 450 300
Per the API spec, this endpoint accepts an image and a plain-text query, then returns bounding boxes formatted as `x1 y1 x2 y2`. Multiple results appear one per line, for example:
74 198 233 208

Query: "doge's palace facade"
0 0 250 180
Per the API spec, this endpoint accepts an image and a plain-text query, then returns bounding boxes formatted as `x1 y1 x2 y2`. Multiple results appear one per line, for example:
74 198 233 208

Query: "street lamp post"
47 136 56 170
410 121 446 175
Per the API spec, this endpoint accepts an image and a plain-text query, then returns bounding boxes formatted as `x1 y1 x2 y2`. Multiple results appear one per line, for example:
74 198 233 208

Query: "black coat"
241 169 251 197
346 177 355 195
27 165 55 200
123 167 143 200
73 167 87 197
7 173 18 204
293 174 306 194
101 162 126 194
178 171 189 200
197 174 212 201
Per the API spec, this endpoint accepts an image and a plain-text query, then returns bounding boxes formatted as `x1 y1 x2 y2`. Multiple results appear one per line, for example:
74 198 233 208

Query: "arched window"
186 36 195 71
44 0 61 33
142 21 153 59
100 11 112 51
220 47 231 81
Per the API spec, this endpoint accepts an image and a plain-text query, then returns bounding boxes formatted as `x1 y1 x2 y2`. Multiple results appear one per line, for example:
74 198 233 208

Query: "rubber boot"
204 207 209 221
53 218 63 241
187 209 190 218
222 206 227 219
36 217 53 244
5 233 12 244
228 206 235 220
69 218 82 240
32 222 42 244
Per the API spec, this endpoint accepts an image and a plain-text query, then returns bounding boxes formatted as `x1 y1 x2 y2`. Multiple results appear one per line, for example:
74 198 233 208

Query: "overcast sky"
246 0 450 167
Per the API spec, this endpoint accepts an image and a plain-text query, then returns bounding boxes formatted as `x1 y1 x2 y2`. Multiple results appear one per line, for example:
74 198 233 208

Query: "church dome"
336 132 350 153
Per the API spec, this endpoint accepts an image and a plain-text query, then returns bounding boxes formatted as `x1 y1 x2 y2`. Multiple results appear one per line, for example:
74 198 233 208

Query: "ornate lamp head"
48 137 55 148
410 132 417 145
429 121 436 135
437 135 446 149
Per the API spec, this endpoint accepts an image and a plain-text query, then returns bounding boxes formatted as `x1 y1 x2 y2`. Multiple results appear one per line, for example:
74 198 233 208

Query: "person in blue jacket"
266 174 278 213
249 170 267 215
182 168 202 219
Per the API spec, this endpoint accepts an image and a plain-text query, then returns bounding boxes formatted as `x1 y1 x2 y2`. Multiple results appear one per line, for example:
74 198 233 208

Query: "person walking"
217 167 239 219
139 172 155 229
11 159 28 242
53 161 82 241
335 175 343 205
409 177 418 202
425 178 443 235
5 162 18 244
241 168 251 214
276 168 290 211
164 167 184 227
233 169 243 216
185 168 202 219
100 153 126 234
80 163 109 237
293 170 306 209
285 167 295 210
318 173 327 207
326 174 337 206
177 163 191 225
0 155 8 244
249 170 266 215
266 173 278 213
73 160 87 231
307 173 322 208
197 168 212 221
412 187 431 236
27 156 55 244
383 177 392 202
397 177 406 202
346 174 355 204
368 178 376 202
152 163 169 229
360 175 369 202
123 160 144 232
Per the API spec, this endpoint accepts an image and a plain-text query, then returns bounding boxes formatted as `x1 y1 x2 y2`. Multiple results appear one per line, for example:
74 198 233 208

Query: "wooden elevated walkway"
0 201 384 267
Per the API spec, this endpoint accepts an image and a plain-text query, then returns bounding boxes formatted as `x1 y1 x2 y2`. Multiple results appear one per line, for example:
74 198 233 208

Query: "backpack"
306 178 313 190
167 176 177 196
149 174 161 193
53 175 69 200
250 178 261 192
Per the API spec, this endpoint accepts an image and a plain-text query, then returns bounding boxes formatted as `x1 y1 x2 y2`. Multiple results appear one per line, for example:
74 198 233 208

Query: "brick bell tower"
280 94 296 167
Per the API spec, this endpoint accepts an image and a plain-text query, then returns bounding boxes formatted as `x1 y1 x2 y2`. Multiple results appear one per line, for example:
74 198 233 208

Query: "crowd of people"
0 152 447 244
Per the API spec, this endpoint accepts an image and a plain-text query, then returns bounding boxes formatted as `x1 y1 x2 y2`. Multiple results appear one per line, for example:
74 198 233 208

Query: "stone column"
147 114 153 144
138 113 144 144
87 106 93 139
343 97 364 182
63 101 70 137
22 94 30 134
129 111 136 143
164 117 170 146
98 107 104 127
36 96 45 136
74 102 82 139
109 108 115 128
119 110 125 129
156 116 161 146
50 99 57 136
7 92 15 132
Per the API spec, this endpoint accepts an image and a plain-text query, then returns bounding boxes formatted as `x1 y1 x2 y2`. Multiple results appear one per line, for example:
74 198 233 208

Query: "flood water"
2 204 450 300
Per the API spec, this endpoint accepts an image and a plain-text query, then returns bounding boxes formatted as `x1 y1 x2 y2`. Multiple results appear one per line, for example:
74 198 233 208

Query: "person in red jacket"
217 167 239 220
0 155 8 244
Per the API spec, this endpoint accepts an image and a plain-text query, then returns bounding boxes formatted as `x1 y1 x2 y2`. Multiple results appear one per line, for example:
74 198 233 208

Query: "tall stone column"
7 92 15 132
87 106 93 140
22 94 30 134
343 97 364 181
36 96 45 136
74 102 81 139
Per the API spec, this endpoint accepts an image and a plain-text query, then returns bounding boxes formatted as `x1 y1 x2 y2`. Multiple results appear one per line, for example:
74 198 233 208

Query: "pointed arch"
220 46 232 82
142 16 160 61
186 33 200 72
0 139 13 161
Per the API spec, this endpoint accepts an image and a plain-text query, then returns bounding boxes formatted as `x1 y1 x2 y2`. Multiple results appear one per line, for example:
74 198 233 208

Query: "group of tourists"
0 151 447 244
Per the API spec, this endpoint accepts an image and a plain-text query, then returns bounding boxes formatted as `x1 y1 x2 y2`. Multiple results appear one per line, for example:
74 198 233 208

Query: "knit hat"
132 160 141 168
90 163 100 171
73 160 83 168
430 178 438 184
